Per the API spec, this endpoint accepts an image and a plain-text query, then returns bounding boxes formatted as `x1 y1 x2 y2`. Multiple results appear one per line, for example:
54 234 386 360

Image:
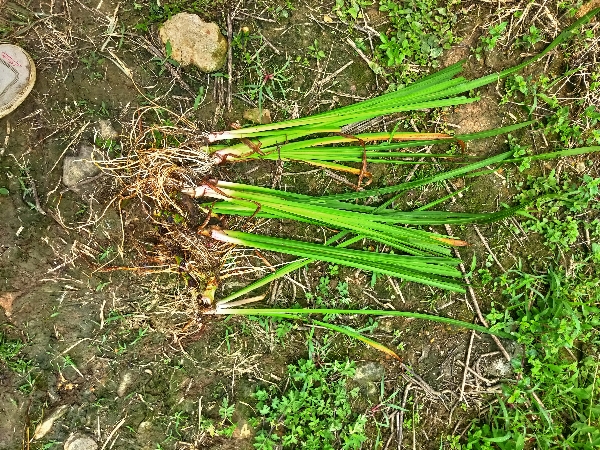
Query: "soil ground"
0 1 598 449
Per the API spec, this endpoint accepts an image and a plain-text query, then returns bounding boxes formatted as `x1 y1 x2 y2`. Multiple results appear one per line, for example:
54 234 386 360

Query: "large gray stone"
158 13 227 73
62 144 100 188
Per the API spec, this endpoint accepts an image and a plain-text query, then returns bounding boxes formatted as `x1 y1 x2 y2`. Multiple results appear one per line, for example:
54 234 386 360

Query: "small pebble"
64 433 98 450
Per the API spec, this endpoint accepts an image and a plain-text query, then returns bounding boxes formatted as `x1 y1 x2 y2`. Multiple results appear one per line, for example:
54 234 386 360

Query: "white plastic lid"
0 44 36 118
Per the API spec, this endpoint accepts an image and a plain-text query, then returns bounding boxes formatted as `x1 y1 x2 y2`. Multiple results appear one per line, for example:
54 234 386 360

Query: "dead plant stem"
398 384 412 450
474 225 506 272
459 330 475 403
445 224 512 362
226 13 233 111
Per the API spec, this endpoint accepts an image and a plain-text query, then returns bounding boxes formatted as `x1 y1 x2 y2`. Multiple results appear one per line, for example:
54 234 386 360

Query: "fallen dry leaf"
33 405 69 440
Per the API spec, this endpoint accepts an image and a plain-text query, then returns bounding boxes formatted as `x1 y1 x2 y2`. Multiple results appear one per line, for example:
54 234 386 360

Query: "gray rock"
117 370 135 397
353 362 385 385
484 356 513 378
158 13 227 73
62 145 100 188
97 119 118 140
64 434 98 450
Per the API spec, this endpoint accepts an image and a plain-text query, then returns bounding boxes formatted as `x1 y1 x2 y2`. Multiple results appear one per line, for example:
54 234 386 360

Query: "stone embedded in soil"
353 363 386 402
232 419 254 439
484 356 513 378
97 119 118 140
243 108 272 124
352 362 385 385
117 370 134 397
136 420 168 447
137 421 152 433
158 13 227 73
484 51 508 71
64 433 98 450
62 144 101 189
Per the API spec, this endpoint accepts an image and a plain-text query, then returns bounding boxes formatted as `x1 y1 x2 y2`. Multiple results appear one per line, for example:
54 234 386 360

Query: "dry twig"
445 224 512 362
459 330 476 403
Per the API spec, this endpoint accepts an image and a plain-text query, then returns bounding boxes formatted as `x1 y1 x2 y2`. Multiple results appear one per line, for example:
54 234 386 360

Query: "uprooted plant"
93 9 600 354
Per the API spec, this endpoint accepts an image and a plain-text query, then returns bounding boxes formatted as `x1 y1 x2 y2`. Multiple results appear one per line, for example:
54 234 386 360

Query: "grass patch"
516 171 600 252
132 0 228 31
0 333 30 375
464 264 600 448
0 332 34 394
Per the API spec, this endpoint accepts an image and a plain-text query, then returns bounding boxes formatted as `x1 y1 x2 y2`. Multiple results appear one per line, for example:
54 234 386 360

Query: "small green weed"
307 39 326 61
195 397 237 438
242 56 291 113
333 0 371 22
305 268 352 311
402 395 422 431
111 325 150 355
152 41 179 75
368 380 403 446
244 314 296 345
502 73 600 147
515 25 544 49
95 137 122 158
474 21 507 60
558 1 583 18
506 134 531 172
545 104 600 147
375 0 461 85
98 246 114 262
168 410 188 438
133 0 225 31
265 0 294 20
0 333 31 375
14 163 37 211
516 170 600 252
75 100 111 119
80 51 105 81
192 86 206 110
253 357 368 449
0 5 26 39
